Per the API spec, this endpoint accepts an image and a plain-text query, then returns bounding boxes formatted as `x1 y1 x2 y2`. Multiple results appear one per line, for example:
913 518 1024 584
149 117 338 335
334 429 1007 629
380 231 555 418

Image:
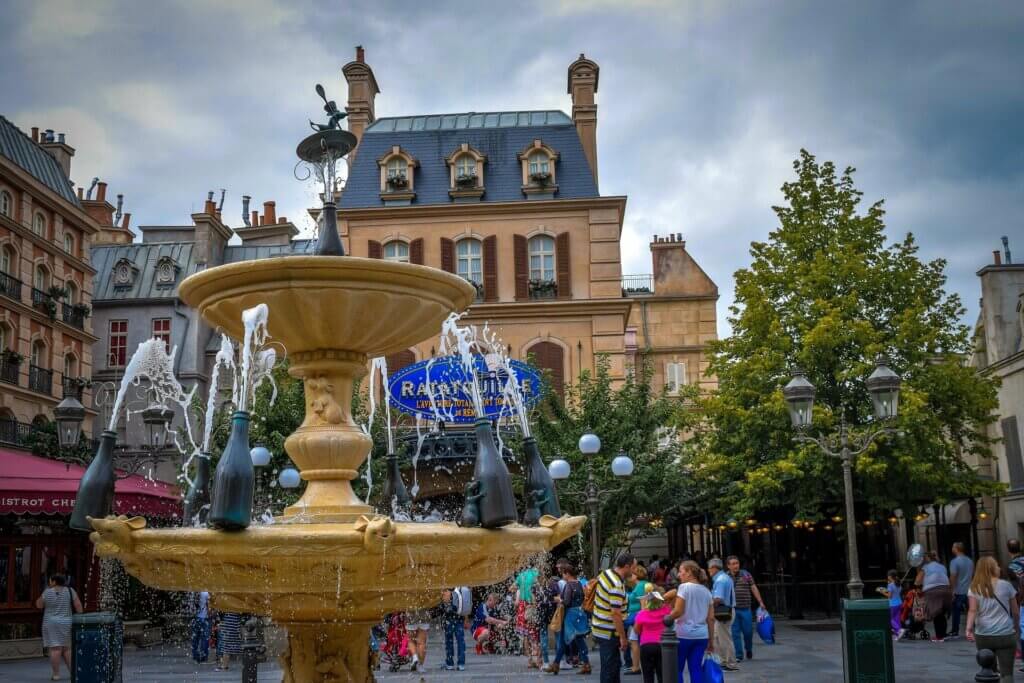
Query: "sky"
2 0 1022 337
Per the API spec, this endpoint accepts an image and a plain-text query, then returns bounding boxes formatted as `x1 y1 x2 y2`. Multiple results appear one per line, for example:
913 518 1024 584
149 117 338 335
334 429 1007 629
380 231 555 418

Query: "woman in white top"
666 560 714 683
915 550 953 641
967 556 1019 682
36 574 83 681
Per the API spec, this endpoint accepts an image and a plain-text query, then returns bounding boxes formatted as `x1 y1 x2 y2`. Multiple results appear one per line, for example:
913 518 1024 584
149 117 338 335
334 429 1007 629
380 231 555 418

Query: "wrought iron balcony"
0 419 33 448
0 272 21 301
31 287 52 311
622 274 654 296
0 359 19 385
28 364 52 395
61 303 86 330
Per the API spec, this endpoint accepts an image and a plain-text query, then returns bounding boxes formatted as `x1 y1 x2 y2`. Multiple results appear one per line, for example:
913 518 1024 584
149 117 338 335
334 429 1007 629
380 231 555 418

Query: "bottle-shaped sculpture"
182 453 212 526
470 418 517 528
69 430 118 531
208 411 254 531
382 452 411 518
522 436 561 519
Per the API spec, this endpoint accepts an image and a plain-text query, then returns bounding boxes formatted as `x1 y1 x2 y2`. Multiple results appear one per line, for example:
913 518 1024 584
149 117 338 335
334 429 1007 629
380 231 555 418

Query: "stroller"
898 588 930 640
379 612 412 672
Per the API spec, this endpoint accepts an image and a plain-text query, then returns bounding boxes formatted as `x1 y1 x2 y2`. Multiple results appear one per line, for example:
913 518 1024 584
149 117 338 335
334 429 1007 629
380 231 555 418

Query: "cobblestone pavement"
0 622 993 682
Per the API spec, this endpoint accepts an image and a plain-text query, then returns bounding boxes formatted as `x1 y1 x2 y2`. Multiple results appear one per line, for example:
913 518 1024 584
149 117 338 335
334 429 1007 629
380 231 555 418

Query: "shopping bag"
756 607 775 644
701 652 725 683
548 604 564 633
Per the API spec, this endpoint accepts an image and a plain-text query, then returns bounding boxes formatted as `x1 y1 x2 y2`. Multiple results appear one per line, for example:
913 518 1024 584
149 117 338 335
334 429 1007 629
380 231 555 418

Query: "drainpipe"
171 300 192 377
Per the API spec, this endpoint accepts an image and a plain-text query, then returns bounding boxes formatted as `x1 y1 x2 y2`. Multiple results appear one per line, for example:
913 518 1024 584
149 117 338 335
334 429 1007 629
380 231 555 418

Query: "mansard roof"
0 116 79 206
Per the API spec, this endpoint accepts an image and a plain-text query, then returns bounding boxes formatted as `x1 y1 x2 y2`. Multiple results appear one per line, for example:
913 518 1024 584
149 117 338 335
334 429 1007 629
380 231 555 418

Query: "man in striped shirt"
592 553 636 683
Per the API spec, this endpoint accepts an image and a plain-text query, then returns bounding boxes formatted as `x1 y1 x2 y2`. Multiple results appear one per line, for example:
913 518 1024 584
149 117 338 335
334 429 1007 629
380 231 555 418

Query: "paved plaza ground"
0 622 995 682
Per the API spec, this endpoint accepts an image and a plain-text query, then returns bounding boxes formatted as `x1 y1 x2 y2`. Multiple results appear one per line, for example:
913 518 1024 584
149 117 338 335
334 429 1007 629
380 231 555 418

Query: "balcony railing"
622 274 654 296
61 304 86 330
0 359 19 385
28 365 52 395
0 272 21 301
62 375 85 400
0 419 33 449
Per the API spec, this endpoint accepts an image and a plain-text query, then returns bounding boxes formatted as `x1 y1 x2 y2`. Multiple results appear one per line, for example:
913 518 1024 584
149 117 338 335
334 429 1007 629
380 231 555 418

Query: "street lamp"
278 466 301 489
140 406 175 451
250 445 272 467
54 395 86 449
783 355 902 600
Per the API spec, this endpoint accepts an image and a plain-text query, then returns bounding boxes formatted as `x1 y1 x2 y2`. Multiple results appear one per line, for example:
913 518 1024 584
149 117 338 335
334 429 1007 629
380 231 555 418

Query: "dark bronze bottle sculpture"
522 436 561 521
208 411 254 531
69 430 118 531
182 452 212 526
465 418 517 528
382 452 412 518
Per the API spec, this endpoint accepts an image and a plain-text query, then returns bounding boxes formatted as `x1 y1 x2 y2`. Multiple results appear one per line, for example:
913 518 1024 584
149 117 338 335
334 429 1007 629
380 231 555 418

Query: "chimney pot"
263 201 276 225
677 232 682 242
122 213 131 230
251 210 259 227
44 129 54 143
356 45 365 62
58 133 65 144
204 199 216 214
653 234 658 243
994 251 1002 266
31 127 39 142
259 215 265 226
96 182 107 203
279 216 286 224
77 187 84 199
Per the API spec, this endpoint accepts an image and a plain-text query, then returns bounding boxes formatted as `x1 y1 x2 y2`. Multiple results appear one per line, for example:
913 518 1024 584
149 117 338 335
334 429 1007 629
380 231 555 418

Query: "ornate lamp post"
783 355 901 600
53 395 86 449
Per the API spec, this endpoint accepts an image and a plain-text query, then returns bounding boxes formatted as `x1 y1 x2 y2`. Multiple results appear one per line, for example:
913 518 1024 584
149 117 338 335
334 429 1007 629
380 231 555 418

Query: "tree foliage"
691 150 1000 522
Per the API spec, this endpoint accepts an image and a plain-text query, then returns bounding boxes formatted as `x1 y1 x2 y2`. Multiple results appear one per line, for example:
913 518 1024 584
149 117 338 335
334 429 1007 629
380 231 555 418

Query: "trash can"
840 598 894 683
72 612 123 683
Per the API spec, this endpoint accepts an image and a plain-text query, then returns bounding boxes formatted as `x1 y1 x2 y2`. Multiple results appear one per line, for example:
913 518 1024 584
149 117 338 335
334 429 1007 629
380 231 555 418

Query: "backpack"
454 586 473 617
582 580 599 614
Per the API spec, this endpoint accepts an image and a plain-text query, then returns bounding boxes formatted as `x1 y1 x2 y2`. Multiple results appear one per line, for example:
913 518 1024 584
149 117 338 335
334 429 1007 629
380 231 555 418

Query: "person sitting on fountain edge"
472 592 508 655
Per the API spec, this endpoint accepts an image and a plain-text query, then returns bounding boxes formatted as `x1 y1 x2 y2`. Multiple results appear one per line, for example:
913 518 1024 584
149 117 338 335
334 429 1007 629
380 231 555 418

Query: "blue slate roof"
339 110 597 209
0 116 79 206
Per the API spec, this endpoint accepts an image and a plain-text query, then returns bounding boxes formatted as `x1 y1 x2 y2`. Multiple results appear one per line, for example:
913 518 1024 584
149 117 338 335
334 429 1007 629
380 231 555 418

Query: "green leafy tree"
692 150 1000 522
25 419 94 465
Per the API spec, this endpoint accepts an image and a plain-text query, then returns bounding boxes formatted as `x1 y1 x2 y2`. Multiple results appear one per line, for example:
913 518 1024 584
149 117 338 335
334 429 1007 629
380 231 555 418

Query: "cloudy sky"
2 1 1021 336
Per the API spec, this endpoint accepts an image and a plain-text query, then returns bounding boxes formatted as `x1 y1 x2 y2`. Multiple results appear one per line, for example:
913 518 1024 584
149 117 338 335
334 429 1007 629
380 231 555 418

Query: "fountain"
85 85 585 682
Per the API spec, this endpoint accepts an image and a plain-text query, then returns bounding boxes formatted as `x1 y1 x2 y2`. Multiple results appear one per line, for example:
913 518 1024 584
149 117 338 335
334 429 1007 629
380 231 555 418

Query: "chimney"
121 213 131 230
31 127 39 142
242 195 251 226
343 45 380 162
77 188 84 200
204 198 217 215
251 210 259 228
567 53 600 188
114 194 123 225
994 250 1002 266
1003 236 1012 264
39 129 76 178
96 182 107 203
648 233 716 298
263 201 276 225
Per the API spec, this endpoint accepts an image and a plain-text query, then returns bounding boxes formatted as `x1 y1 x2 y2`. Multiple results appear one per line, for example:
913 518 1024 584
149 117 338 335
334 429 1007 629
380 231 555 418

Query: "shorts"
628 626 639 642
408 623 430 631
473 626 489 641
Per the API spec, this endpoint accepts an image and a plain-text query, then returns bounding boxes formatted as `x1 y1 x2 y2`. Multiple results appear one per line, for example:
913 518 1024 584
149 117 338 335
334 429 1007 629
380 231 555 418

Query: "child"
877 570 903 638
440 589 466 671
633 586 672 683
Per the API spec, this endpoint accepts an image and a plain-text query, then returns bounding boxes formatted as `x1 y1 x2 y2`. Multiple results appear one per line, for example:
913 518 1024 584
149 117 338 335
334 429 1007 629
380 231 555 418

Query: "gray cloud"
2 0 1021 335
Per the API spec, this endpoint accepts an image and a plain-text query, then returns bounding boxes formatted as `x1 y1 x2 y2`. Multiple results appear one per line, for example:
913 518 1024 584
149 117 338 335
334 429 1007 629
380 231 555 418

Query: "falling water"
203 335 236 452
238 304 270 412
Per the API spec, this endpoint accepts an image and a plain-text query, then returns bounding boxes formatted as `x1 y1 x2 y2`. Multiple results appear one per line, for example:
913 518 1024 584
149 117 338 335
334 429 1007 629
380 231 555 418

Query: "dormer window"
446 144 486 201
154 256 180 288
112 257 139 289
518 140 560 199
378 146 418 205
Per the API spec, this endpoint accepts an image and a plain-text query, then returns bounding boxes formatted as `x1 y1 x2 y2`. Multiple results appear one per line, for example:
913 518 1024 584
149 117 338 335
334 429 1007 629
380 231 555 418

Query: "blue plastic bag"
702 653 725 683
756 607 776 644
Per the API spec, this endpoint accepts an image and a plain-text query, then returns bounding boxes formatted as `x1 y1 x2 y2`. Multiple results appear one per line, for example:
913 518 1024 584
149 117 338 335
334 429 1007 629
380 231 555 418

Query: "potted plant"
1 349 23 365
72 376 92 389
386 173 408 190
528 279 558 298
72 302 91 318
47 285 68 301
455 172 478 188
529 170 551 185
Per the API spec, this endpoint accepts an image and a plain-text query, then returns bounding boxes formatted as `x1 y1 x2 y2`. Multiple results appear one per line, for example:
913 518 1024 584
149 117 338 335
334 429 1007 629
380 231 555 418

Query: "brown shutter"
530 341 565 397
483 235 498 302
513 234 528 301
368 240 382 259
440 238 455 273
556 232 571 299
409 238 424 265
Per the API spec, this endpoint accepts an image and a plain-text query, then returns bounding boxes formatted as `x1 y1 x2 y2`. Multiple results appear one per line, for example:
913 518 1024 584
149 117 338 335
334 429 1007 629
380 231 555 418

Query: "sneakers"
930 638 945 643
444 664 454 671
458 665 465 671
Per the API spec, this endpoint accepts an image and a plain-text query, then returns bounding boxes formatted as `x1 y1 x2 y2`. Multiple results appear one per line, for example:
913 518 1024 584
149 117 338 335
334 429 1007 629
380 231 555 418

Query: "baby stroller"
379 612 412 672
898 588 930 640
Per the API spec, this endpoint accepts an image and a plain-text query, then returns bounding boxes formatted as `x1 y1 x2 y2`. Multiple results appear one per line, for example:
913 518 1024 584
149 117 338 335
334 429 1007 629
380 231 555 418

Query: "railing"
0 420 33 448
0 359 19 385
61 304 85 330
28 365 52 395
0 272 21 301
756 578 887 618
31 287 51 311
622 274 654 295
62 375 84 400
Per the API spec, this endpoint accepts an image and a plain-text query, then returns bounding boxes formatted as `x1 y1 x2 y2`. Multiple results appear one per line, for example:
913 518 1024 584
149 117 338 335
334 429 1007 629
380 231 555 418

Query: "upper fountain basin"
178 256 476 358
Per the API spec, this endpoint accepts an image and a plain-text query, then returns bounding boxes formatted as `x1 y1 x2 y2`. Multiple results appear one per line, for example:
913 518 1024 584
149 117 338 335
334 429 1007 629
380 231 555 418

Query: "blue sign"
387 355 544 423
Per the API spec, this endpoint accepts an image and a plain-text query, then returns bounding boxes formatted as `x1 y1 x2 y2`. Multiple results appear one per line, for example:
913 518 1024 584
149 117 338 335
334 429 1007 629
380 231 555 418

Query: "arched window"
65 281 77 304
528 235 556 282
0 324 8 351
33 213 46 237
455 155 475 178
0 245 13 274
0 191 11 218
34 265 49 290
383 241 409 263
386 157 405 180
385 349 416 374
63 232 74 254
64 353 76 378
30 340 46 369
456 239 482 284
528 151 550 176
528 341 565 397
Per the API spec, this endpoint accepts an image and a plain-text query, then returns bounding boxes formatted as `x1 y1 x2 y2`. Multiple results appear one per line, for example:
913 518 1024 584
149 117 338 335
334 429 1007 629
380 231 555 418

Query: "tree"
692 150 1000 522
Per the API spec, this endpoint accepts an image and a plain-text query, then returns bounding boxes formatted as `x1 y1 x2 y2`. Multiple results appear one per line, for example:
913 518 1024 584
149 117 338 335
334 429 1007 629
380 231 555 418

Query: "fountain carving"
85 84 586 682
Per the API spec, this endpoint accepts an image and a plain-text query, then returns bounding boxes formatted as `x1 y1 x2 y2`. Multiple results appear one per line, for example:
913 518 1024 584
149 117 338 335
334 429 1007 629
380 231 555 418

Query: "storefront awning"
0 448 180 519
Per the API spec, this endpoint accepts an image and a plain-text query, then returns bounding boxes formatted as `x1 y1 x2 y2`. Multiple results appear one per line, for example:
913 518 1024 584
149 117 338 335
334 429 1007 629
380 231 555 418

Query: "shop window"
383 241 409 263
109 320 128 367
152 318 171 353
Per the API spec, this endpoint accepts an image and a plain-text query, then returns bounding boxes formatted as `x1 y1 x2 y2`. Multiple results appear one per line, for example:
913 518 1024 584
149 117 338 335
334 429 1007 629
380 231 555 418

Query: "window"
386 157 405 180
152 318 171 353
455 155 475 178
0 245 12 274
64 281 77 304
63 232 74 255
528 151 550 176
30 341 45 369
528 235 555 281
63 353 76 379
666 362 687 396
456 239 482 284
34 265 48 290
0 191 10 218
109 320 128 367
0 325 7 351
33 213 46 237
383 241 409 263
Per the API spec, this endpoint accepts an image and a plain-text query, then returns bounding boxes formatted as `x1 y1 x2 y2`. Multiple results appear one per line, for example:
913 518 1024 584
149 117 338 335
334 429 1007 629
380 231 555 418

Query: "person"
647 555 661 578
877 570 902 637
214 612 242 671
727 555 766 662
405 607 432 671
440 589 466 671
544 562 591 675
653 560 669 586
624 565 649 675
916 550 953 642
633 586 671 683
1006 539 1024 597
949 542 975 639
967 555 1019 681
666 560 715 683
191 590 211 663
36 574 82 681
709 558 738 671
516 564 542 668
473 592 508 655
592 553 635 683
537 574 560 668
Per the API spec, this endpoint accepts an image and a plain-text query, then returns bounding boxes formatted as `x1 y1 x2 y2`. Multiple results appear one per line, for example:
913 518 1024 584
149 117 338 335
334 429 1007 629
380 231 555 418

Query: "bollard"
661 614 678 683
241 618 264 683
974 649 999 683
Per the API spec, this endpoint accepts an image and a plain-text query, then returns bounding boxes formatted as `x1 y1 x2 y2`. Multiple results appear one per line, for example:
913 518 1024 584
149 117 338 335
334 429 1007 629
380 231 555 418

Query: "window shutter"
514 234 528 301
556 232 571 299
440 238 455 273
368 240 382 259
409 238 424 265
530 341 565 397
483 235 498 302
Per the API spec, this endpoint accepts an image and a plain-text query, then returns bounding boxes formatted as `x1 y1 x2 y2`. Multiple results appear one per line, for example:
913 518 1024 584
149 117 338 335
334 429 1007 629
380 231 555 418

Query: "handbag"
713 602 733 623
548 604 564 633
702 652 725 683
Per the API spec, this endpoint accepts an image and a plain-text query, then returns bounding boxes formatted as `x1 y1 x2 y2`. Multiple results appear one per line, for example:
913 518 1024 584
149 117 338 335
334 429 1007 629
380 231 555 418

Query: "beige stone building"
335 49 718 396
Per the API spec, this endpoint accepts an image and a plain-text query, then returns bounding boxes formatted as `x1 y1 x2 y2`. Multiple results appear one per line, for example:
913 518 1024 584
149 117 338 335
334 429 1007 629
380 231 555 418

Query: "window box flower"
47 285 68 301
1 349 24 365
455 172 478 188
529 171 552 185
72 303 91 318
386 173 408 190
528 279 558 299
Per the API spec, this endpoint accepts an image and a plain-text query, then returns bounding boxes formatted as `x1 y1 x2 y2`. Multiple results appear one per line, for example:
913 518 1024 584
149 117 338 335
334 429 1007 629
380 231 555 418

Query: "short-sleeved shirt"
731 570 756 610
921 561 949 592
591 569 627 640
627 581 649 618
195 591 209 619
887 582 902 608
949 555 974 596
516 568 538 603
471 602 496 631
712 571 735 608
969 579 1017 636
674 582 712 640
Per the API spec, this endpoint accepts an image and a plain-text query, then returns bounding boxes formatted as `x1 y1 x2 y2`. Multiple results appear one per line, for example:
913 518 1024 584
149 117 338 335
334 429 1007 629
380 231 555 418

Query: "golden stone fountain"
87 254 585 681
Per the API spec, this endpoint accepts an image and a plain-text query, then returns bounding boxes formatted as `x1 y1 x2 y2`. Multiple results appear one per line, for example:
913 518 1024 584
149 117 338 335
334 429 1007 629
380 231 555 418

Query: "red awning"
0 448 180 519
